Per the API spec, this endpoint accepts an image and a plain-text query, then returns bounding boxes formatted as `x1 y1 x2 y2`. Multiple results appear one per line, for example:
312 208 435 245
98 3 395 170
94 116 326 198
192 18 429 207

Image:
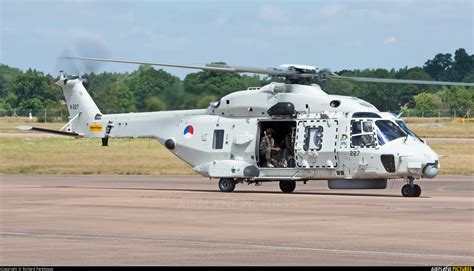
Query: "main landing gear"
279 180 296 193
401 177 421 197
218 178 236 192
218 178 298 193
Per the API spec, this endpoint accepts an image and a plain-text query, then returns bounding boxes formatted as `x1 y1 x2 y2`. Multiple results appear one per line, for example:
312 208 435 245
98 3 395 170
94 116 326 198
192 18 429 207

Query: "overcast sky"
1 0 473 78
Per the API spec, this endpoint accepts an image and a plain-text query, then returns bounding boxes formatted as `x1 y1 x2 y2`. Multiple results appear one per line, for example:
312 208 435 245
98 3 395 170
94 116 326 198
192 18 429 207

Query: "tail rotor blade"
56 37 110 75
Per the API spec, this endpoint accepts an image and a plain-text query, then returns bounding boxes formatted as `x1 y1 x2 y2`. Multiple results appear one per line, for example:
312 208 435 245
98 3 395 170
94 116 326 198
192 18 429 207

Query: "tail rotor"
55 35 111 76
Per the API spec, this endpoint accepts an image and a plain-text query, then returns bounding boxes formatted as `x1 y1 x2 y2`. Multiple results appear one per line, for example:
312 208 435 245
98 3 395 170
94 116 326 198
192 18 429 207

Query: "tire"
279 180 296 193
401 184 415 197
219 178 236 192
413 184 421 197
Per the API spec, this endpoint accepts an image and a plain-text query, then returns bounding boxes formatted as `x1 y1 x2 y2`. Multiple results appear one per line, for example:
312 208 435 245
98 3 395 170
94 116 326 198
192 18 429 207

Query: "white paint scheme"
59 75 101 136
55 74 440 196
208 82 377 118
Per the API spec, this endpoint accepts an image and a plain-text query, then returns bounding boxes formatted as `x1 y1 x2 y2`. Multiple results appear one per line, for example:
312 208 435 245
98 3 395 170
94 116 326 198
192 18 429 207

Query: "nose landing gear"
401 177 421 197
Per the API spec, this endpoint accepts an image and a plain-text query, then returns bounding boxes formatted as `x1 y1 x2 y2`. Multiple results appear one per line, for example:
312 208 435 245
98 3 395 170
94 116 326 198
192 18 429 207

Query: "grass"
0 137 194 175
408 122 474 138
0 117 63 133
0 117 473 175
428 141 474 175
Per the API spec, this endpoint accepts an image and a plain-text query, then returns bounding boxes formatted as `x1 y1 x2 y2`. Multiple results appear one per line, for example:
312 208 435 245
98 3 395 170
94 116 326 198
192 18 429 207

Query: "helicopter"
18 56 474 197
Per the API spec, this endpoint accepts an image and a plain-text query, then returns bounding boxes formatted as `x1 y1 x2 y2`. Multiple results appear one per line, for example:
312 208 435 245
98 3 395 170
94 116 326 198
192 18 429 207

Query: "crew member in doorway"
260 128 280 167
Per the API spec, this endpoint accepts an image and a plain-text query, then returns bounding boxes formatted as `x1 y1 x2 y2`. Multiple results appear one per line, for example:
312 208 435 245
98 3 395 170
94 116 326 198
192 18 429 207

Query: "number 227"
350 151 360 156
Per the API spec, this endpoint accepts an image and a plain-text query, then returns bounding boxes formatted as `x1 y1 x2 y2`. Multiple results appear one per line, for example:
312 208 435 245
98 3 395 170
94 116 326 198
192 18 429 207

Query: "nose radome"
423 164 438 178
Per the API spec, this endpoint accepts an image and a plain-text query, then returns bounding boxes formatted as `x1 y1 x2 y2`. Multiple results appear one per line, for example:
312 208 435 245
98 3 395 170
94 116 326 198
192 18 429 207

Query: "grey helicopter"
19 56 474 197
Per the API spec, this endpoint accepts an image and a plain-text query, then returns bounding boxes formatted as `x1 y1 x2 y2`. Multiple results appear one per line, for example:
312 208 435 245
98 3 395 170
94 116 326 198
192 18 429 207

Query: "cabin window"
212 129 224 149
351 120 375 147
304 126 323 151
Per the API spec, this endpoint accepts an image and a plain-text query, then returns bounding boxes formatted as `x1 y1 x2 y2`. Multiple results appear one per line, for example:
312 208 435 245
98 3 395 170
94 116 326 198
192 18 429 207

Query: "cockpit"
350 112 421 147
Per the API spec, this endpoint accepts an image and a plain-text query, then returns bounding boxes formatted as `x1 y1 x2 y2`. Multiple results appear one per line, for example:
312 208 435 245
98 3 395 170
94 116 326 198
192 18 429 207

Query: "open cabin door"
294 119 339 169
256 120 297 168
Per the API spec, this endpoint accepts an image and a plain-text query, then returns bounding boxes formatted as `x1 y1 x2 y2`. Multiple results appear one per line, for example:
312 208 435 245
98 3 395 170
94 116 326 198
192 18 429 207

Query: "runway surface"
1 174 473 266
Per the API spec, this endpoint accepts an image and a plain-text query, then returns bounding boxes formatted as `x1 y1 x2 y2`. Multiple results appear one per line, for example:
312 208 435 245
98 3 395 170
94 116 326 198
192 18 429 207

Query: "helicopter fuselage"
54 76 438 196
77 81 438 182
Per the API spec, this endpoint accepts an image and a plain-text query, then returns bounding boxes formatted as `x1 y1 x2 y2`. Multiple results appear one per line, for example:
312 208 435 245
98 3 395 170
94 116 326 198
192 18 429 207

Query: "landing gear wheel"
413 184 421 197
279 180 296 193
401 184 415 197
218 178 236 192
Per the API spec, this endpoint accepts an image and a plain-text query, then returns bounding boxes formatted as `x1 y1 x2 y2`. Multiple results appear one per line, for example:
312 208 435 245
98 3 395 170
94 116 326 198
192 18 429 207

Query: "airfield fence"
0 108 69 122
0 107 470 123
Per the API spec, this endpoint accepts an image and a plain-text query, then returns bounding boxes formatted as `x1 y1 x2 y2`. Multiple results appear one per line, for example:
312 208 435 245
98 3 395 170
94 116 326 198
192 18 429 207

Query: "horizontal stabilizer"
16 126 82 137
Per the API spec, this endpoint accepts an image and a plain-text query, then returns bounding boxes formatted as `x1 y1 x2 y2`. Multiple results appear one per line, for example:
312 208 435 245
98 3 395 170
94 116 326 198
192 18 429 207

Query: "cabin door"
294 119 339 169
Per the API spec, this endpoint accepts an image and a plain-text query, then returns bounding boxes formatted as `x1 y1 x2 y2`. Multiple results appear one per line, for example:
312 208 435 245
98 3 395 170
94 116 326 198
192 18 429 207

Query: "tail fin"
56 73 102 136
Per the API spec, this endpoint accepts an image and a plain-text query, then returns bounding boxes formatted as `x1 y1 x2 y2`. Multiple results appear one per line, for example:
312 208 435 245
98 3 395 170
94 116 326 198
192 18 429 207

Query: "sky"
1 0 473 79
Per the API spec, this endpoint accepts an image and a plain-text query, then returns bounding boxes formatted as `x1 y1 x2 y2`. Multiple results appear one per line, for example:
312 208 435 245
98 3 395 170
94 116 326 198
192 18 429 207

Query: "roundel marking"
183 124 194 138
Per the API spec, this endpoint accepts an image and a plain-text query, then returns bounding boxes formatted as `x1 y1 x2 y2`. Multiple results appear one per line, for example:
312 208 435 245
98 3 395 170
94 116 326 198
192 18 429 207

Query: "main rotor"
62 56 474 87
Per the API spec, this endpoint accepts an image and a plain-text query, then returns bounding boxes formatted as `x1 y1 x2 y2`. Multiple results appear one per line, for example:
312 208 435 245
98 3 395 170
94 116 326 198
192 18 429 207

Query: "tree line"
0 48 473 119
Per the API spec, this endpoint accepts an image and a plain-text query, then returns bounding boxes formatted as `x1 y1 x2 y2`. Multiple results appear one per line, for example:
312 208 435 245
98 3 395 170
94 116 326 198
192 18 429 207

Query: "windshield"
376 120 406 144
396 120 421 141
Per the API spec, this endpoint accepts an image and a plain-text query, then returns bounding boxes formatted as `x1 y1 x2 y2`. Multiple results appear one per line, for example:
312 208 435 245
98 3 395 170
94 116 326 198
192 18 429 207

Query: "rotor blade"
331 75 474 87
231 66 295 76
62 56 295 77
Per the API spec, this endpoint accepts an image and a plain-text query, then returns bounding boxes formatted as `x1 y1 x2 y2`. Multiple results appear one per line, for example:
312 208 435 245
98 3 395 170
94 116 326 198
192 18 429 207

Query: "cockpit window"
375 120 406 144
351 120 375 147
352 121 361 134
363 121 372 132
396 120 421 141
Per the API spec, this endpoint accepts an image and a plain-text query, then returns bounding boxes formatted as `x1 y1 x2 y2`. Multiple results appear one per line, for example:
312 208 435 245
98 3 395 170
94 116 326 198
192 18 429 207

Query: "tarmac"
0 174 473 266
